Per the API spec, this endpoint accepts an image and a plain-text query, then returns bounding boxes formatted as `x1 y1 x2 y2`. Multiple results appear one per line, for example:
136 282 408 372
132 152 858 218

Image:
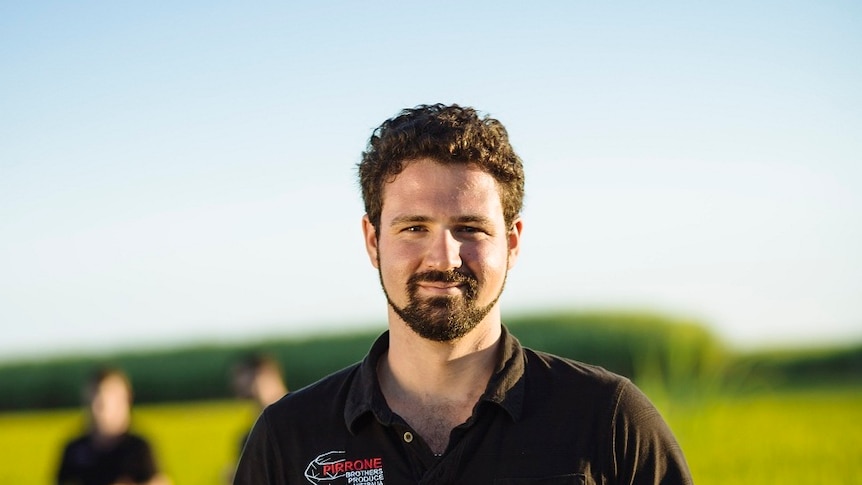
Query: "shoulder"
515 347 637 430
121 433 155 450
522 348 692 483
60 434 92 458
522 347 630 394
522 348 665 421
63 434 90 449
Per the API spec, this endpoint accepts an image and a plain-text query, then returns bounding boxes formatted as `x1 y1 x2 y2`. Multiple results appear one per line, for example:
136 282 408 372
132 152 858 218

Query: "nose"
424 229 462 271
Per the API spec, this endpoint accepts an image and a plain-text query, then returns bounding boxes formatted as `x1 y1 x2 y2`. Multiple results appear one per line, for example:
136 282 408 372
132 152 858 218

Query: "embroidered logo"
304 450 384 485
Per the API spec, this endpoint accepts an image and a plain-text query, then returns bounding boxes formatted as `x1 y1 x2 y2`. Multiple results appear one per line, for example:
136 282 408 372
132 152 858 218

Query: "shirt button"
403 431 414 443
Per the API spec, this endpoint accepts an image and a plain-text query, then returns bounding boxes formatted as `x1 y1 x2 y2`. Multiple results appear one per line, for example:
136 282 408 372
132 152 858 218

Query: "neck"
378 317 503 455
382 312 502 405
90 429 124 449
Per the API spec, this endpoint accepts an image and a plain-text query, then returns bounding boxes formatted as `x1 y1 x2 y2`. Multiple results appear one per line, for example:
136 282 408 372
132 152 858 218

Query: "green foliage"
505 311 728 394
0 330 381 411
0 310 859 411
726 343 862 392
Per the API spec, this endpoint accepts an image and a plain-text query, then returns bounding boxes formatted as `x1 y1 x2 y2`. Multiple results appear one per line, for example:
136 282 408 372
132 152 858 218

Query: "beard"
378 261 507 342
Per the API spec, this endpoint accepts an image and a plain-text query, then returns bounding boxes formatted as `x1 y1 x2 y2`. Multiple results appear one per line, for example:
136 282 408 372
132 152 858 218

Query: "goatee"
380 267 505 342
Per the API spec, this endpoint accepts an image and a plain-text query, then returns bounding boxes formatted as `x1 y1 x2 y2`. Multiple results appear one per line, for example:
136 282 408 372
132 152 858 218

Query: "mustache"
407 270 479 300
408 270 476 286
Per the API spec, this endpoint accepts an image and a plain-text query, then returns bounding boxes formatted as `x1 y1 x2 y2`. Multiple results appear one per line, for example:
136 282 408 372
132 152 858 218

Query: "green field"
668 387 862 483
2 313 859 483
2 387 860 484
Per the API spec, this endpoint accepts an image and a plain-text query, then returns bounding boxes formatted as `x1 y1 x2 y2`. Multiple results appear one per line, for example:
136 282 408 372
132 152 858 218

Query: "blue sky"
2 1 860 361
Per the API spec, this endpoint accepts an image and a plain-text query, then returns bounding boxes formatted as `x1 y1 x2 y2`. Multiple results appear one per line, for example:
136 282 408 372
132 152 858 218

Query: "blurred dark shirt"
57 432 158 485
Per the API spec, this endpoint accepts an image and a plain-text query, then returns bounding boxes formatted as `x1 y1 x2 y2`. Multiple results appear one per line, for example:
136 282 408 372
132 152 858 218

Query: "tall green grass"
670 387 862 483
2 387 859 484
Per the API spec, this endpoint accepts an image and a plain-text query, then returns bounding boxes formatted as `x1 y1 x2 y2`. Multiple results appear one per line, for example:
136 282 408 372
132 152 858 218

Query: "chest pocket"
495 474 591 484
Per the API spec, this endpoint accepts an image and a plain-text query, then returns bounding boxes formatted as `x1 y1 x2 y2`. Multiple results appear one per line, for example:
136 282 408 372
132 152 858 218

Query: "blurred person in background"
231 353 289 450
57 367 171 485
232 353 289 414
234 104 692 484
226 354 289 483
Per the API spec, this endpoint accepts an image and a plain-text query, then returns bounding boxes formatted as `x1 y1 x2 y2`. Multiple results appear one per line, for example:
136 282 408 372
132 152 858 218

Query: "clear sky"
2 1 860 361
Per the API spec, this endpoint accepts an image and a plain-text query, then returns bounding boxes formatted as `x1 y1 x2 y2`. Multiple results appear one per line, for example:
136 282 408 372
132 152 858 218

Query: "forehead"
381 159 504 217
94 375 129 395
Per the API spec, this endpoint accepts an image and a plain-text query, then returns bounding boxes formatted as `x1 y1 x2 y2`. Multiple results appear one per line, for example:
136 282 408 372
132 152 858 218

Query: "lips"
420 281 464 289
408 270 478 299
417 282 465 295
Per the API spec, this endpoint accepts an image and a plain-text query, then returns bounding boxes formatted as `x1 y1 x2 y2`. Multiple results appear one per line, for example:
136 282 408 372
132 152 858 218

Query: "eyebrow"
389 215 495 227
453 215 495 226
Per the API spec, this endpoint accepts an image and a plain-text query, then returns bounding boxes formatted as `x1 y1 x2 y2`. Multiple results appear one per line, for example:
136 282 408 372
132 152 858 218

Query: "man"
232 353 289 416
234 104 693 484
57 367 171 485
227 354 290 483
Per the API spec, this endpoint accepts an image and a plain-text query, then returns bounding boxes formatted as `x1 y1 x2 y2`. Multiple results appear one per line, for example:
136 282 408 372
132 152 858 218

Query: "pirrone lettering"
323 458 383 476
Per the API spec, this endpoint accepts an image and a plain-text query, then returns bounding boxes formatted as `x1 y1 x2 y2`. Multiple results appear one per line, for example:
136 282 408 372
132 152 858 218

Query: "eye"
456 226 488 237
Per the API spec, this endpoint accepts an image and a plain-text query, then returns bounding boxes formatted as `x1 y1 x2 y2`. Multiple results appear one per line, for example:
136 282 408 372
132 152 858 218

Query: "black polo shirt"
234 326 692 485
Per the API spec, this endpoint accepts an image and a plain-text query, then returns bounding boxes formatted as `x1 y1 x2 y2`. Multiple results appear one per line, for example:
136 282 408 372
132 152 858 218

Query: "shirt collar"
344 325 526 434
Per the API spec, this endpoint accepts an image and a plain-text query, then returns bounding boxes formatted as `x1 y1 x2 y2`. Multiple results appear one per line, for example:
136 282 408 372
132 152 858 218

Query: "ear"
506 217 523 270
362 214 380 269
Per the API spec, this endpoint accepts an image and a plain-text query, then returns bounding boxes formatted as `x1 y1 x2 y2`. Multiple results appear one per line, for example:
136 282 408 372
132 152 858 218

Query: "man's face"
363 158 522 342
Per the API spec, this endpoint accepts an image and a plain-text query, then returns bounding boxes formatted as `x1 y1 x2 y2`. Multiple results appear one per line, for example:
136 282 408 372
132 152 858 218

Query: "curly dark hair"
358 104 525 231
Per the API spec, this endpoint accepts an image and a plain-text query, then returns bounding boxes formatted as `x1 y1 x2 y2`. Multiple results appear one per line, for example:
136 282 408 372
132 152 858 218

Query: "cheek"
468 243 508 271
376 247 411 287
377 239 419 270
